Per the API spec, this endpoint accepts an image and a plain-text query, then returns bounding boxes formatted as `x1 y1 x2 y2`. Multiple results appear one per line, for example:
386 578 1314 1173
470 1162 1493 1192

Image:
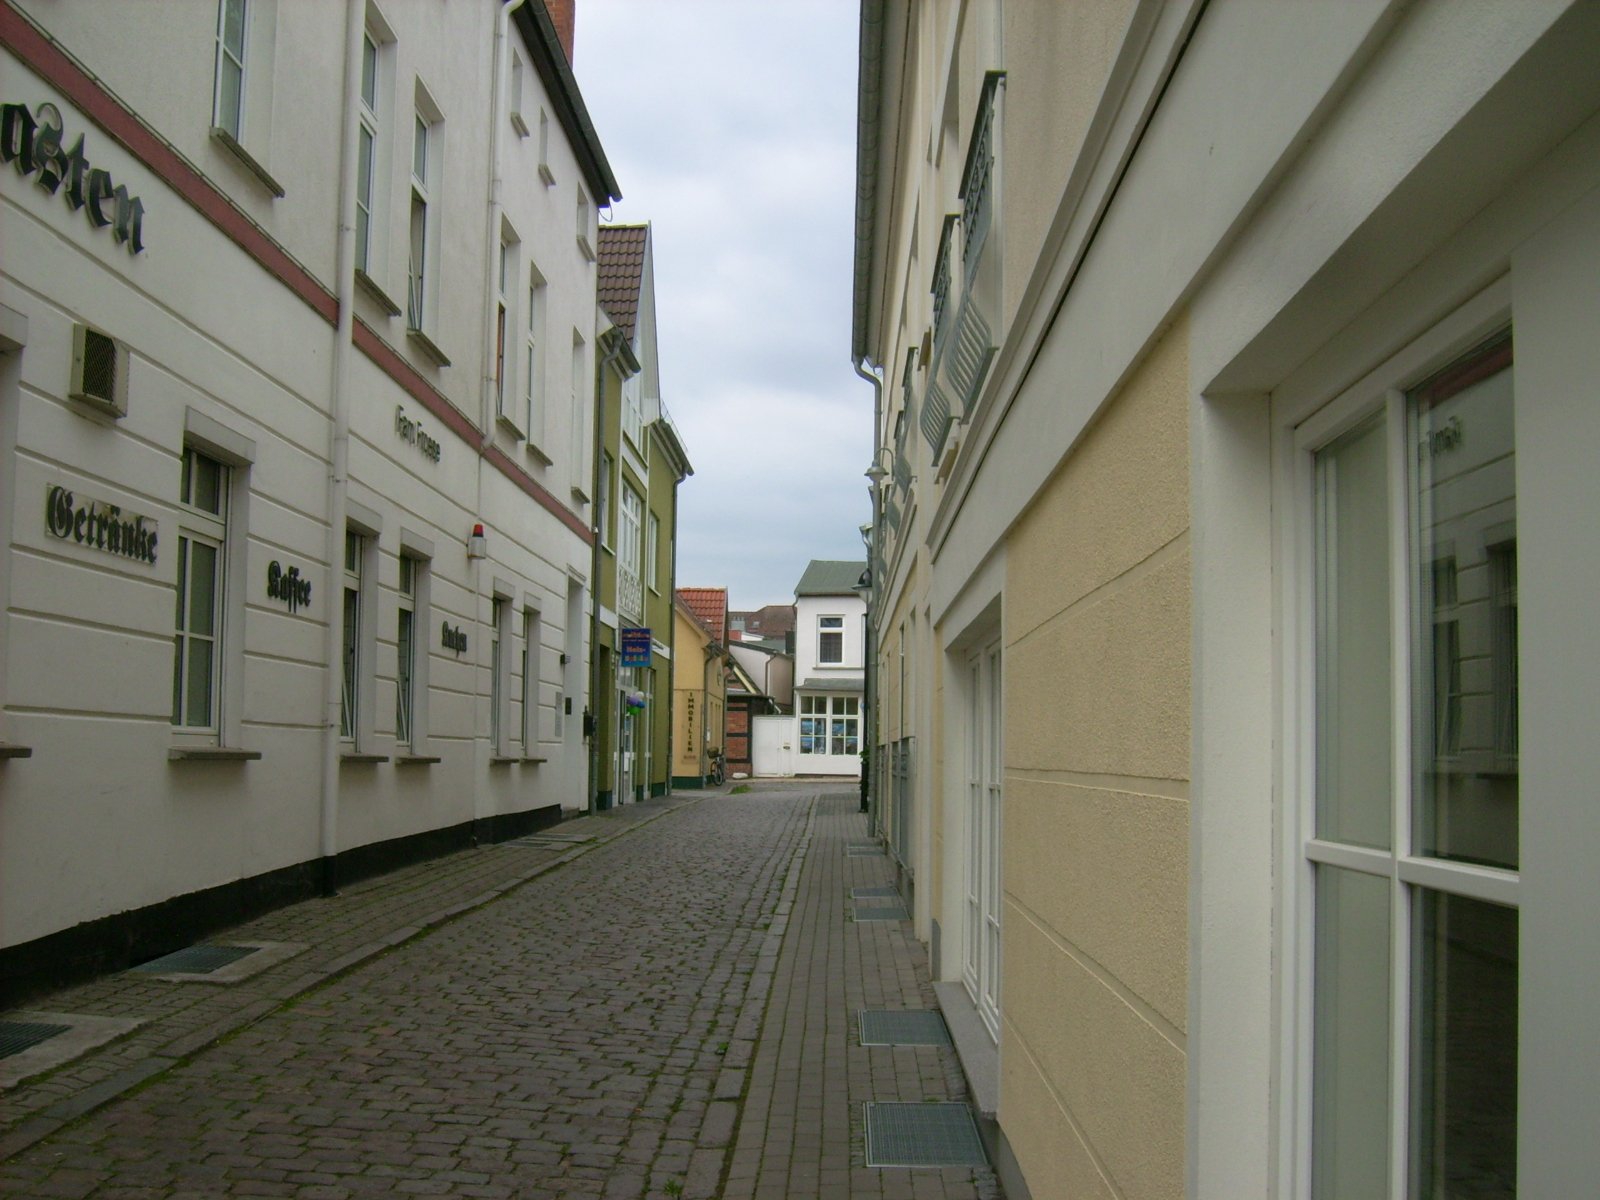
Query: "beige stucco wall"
999 314 1190 1199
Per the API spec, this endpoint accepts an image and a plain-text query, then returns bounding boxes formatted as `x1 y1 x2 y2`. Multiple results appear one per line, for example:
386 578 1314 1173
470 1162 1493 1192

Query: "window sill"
521 755 548 765
510 110 530 138
496 413 526 440
489 755 520 765
571 485 591 506
576 234 595 262
210 127 285 198
340 752 390 764
539 163 556 188
526 438 554 467
932 981 998 1120
0 741 34 760
406 326 452 368
169 746 263 762
354 268 402 317
395 753 442 766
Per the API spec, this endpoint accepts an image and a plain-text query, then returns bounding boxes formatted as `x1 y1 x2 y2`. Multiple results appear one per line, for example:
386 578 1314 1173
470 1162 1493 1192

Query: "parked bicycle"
708 749 726 787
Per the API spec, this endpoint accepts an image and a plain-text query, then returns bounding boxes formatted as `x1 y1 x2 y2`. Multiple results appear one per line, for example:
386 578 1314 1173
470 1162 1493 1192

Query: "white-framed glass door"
1295 331 1518 1199
962 638 1003 1042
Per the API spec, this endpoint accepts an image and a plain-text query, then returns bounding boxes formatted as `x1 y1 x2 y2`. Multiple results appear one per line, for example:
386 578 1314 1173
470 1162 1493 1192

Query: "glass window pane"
185 637 214 728
1410 339 1517 869
357 125 374 207
397 607 413 743
1314 413 1393 849
187 542 218 636
360 34 377 109
1312 865 1392 1200
222 0 246 58
171 635 185 725
219 60 242 137
1412 890 1517 1197
413 116 427 181
191 453 224 516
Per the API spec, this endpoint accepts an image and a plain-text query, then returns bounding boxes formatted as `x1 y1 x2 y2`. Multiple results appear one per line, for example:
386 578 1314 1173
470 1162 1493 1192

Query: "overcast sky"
573 0 871 612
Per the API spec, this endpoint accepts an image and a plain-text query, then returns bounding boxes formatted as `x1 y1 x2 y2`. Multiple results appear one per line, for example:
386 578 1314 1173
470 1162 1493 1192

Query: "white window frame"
818 615 845 665
798 694 860 757
522 607 541 750
407 86 443 337
212 0 248 142
508 50 528 138
396 530 433 754
962 638 1003 1043
622 372 644 451
341 508 381 751
598 450 614 550
1278 304 1521 1199
619 483 644 622
576 187 594 260
525 262 547 449
538 109 555 186
172 414 254 750
495 228 522 430
172 448 230 737
490 591 511 755
646 510 661 595
396 552 417 747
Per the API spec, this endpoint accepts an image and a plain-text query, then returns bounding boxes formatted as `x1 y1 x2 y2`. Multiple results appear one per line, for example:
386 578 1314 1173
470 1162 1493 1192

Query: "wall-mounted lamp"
467 522 487 559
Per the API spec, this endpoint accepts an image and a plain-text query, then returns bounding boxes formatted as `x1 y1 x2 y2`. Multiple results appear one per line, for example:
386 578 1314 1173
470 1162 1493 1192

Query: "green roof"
795 559 868 597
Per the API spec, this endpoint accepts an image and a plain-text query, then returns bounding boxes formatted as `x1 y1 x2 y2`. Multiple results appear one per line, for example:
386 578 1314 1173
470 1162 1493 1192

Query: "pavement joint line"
710 793 822 1200
0 791 716 1164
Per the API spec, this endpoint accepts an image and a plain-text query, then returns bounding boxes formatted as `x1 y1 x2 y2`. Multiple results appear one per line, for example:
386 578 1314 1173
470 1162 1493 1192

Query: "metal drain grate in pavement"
847 842 885 856
0 1021 71 1060
852 885 900 899
859 1010 951 1047
853 903 910 922
864 1102 988 1168
133 944 259 975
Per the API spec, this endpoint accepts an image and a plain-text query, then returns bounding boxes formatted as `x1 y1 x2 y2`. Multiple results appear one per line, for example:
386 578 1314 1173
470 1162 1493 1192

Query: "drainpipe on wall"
587 332 626 812
317 0 368 897
854 356 883 823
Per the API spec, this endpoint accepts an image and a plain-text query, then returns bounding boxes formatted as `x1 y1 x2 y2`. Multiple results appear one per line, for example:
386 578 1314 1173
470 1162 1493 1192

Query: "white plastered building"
0 0 619 1004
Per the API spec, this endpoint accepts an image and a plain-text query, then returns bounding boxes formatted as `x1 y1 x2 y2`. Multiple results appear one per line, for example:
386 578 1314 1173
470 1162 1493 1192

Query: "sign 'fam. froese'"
3 101 147 254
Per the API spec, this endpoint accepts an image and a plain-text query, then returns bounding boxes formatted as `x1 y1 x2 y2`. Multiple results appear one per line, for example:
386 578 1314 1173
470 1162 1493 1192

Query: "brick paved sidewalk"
0 786 997 1198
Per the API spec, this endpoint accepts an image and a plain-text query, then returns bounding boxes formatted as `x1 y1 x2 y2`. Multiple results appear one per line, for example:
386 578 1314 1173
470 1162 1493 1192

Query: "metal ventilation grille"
134 944 258 975
859 1010 951 1047
79 328 117 402
852 886 900 899
853 903 910 922
0 1021 71 1060
864 1102 987 1168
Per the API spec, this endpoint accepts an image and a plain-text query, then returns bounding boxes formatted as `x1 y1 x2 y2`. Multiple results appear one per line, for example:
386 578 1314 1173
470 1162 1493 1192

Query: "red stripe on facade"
6 4 592 547
1 4 340 326
352 319 594 545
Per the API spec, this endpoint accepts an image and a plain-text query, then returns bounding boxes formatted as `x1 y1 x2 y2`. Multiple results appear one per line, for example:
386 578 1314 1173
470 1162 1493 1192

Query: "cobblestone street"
1 788 998 1199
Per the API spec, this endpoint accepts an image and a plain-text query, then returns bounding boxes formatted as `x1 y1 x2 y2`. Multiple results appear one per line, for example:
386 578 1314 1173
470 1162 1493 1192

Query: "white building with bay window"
791 559 866 777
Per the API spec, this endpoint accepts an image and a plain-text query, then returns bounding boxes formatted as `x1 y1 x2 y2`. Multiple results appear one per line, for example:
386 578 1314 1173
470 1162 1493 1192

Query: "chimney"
544 0 576 65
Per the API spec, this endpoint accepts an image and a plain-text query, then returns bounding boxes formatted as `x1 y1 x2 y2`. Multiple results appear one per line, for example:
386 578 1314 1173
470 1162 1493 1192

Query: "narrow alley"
1 789 1000 1200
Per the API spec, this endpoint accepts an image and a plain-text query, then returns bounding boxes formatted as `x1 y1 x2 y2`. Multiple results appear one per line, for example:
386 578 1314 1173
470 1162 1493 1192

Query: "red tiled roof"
597 223 648 342
676 587 728 644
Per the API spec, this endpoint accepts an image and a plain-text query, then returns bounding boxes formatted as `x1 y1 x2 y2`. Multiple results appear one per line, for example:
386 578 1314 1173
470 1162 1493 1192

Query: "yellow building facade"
855 1 1600 1196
